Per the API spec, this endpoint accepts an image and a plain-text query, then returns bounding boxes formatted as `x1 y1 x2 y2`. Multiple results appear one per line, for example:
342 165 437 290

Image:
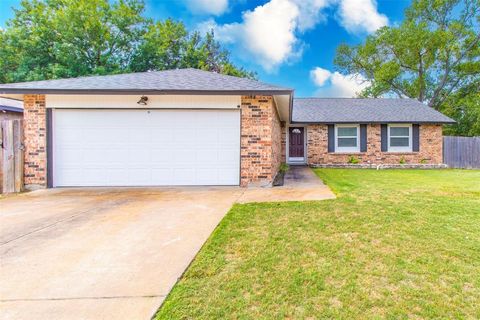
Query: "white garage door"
53 109 240 186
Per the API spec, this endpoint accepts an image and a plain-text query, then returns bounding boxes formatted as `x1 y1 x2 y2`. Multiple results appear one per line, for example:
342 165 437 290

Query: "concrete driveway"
0 187 243 320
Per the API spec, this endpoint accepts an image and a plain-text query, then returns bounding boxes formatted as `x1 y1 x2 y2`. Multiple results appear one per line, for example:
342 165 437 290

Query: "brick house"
0 69 454 189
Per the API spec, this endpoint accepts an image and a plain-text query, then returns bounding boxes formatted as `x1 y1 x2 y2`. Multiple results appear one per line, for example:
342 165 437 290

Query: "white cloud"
310 67 332 86
240 0 301 70
183 0 229 16
310 67 370 97
293 0 333 31
197 0 387 71
337 0 388 34
199 0 302 71
199 0 332 71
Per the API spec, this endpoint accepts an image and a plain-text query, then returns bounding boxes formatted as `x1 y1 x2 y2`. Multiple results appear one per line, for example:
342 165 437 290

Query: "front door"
289 127 304 161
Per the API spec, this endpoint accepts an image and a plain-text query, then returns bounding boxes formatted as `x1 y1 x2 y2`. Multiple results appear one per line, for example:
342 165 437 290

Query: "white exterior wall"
46 95 241 109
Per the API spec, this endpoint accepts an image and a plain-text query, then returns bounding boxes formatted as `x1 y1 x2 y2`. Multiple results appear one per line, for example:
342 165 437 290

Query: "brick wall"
271 99 282 179
23 95 47 189
240 96 282 187
307 124 443 165
281 125 287 161
21 94 283 189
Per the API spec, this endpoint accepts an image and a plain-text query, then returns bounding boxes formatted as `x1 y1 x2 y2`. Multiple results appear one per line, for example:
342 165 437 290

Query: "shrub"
347 156 360 164
279 163 289 173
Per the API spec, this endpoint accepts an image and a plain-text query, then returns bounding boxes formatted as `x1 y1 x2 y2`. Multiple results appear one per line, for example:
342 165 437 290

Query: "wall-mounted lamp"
137 96 148 105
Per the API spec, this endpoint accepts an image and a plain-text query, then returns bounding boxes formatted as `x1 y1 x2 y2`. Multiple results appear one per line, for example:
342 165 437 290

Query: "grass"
155 169 480 319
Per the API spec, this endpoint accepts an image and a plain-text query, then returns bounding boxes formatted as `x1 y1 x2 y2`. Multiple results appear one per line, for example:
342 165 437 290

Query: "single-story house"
0 97 24 121
0 68 454 189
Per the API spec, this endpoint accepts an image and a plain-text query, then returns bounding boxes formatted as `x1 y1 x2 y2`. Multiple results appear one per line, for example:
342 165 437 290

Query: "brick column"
240 95 282 187
23 94 47 189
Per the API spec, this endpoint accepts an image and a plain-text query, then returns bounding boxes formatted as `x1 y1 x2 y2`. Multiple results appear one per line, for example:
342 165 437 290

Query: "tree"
442 81 480 136
130 19 188 72
335 0 480 110
0 0 147 82
131 22 255 78
0 0 254 83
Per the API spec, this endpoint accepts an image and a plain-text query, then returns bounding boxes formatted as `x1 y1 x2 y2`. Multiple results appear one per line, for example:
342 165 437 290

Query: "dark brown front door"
289 127 304 158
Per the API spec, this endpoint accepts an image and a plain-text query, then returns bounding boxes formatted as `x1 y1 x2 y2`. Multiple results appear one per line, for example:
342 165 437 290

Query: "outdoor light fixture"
137 96 148 105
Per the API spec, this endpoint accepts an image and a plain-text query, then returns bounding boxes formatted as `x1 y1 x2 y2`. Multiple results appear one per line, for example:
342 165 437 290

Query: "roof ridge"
0 68 293 91
0 68 293 93
181 68 293 90
0 69 166 86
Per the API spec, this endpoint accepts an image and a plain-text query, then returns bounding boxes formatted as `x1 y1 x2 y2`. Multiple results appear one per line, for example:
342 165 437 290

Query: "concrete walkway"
0 187 243 320
238 166 336 203
0 168 333 320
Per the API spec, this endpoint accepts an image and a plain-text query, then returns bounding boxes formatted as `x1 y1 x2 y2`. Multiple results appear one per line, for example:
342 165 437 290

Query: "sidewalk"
237 166 336 203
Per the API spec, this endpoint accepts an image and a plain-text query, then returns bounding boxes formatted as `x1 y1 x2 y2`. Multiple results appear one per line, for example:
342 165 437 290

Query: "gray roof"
0 68 292 95
292 98 455 124
0 98 23 113
0 105 23 113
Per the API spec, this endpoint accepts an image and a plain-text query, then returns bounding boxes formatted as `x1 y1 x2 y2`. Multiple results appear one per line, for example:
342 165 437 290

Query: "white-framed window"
335 124 360 152
388 124 412 152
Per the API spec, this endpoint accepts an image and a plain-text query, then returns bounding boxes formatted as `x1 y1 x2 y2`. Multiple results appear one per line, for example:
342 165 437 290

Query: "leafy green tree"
131 22 255 78
442 82 480 136
130 19 187 71
0 0 146 82
0 0 254 83
335 0 479 136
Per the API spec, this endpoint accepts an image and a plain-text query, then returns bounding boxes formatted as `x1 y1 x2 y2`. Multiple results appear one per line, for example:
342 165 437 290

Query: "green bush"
279 163 289 173
347 156 360 164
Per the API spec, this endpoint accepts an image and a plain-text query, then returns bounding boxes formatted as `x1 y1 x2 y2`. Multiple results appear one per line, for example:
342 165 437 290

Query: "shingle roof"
0 68 292 94
0 98 23 113
0 105 23 113
292 98 455 124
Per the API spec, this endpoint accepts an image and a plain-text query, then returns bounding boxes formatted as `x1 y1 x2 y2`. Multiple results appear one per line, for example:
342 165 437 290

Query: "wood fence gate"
0 119 24 193
443 136 480 169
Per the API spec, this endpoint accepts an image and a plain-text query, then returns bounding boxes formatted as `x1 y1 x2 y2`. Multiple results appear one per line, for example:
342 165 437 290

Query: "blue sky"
0 0 411 97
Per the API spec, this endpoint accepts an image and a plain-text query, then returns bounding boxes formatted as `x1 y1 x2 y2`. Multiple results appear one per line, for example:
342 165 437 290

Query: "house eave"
290 120 456 125
0 88 294 96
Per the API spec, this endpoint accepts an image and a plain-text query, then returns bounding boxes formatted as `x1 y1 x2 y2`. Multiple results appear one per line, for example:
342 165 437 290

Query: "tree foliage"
0 0 254 83
335 0 480 135
130 20 255 77
442 81 480 136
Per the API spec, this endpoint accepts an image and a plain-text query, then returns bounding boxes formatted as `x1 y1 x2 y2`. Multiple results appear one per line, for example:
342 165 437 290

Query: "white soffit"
46 95 242 109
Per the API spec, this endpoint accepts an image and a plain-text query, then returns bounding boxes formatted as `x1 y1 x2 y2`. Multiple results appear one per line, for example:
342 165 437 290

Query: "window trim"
335 124 360 153
388 123 412 152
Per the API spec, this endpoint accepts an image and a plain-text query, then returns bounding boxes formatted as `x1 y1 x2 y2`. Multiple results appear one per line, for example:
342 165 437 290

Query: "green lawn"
156 169 480 319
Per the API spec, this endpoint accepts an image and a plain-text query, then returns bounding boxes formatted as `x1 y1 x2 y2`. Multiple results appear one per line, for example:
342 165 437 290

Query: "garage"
52 109 240 187
0 68 293 189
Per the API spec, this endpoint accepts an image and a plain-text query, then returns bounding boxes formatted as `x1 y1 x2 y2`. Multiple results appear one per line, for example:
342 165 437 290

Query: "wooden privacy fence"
443 136 480 169
0 119 24 193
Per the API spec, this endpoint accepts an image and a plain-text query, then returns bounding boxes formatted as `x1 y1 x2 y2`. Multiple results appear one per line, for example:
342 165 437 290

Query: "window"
335 124 359 152
388 124 412 152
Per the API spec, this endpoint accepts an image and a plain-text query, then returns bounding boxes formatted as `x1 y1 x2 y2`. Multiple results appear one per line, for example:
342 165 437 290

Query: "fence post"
2 120 15 193
13 120 24 192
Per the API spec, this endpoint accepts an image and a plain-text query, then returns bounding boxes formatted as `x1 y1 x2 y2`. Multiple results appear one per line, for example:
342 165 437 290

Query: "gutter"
290 120 456 124
0 105 24 113
0 88 294 96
